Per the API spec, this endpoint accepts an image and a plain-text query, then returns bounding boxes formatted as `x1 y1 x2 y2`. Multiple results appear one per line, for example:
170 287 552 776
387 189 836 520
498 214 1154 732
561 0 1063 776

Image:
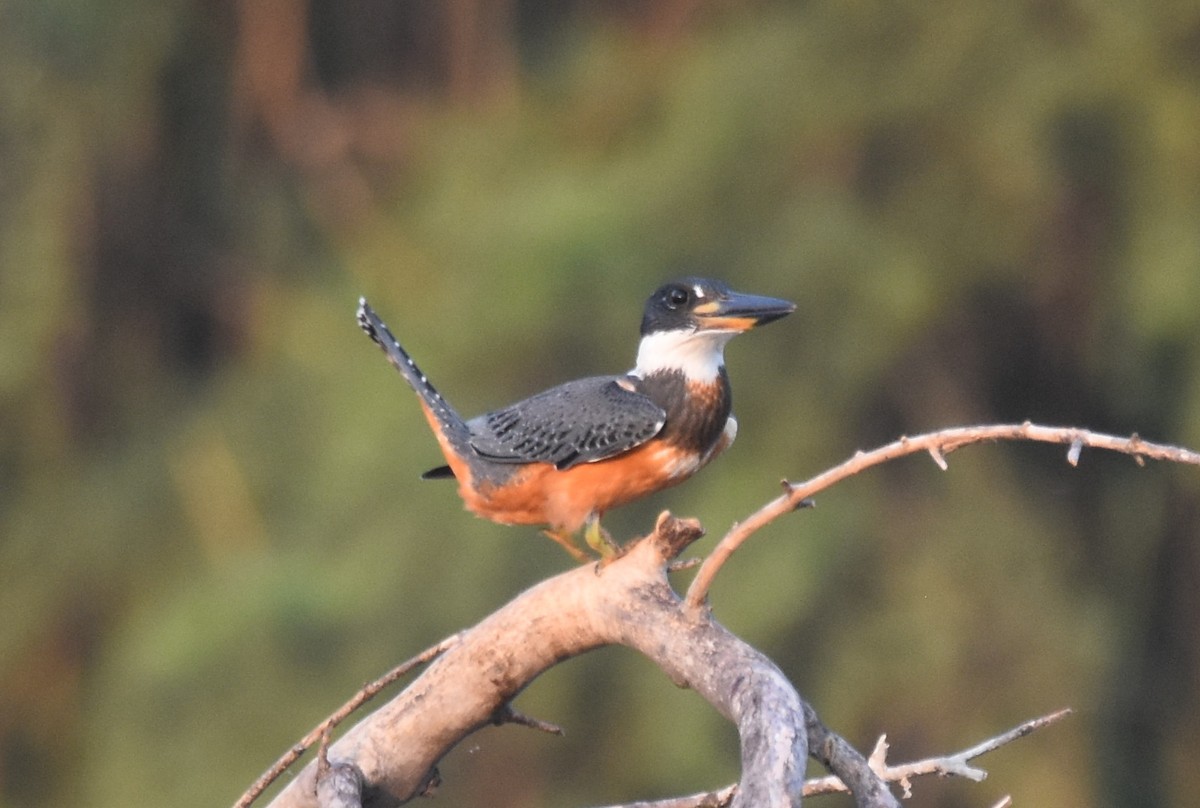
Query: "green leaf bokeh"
2 2 1199 806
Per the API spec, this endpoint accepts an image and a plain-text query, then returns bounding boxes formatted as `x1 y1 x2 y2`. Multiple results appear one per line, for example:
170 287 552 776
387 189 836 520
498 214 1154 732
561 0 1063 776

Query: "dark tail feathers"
357 298 474 465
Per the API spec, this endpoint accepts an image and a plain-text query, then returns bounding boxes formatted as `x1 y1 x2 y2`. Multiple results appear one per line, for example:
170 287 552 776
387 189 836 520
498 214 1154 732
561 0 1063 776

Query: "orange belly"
417 398 729 533
460 441 709 533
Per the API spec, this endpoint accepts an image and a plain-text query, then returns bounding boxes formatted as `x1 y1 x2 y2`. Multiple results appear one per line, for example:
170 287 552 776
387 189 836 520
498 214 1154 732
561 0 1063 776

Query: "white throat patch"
632 329 733 381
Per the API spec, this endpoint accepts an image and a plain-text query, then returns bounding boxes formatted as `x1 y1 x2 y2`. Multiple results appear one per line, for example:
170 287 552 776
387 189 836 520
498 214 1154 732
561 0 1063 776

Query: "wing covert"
466 375 665 469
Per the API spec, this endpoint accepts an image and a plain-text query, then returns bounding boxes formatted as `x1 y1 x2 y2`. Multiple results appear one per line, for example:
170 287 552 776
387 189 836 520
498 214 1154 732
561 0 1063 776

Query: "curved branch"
245 422 1166 806
262 514 848 808
685 423 1200 608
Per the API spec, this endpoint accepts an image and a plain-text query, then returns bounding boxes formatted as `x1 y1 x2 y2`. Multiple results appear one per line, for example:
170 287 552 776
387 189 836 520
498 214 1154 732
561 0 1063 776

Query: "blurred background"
3 1 1200 806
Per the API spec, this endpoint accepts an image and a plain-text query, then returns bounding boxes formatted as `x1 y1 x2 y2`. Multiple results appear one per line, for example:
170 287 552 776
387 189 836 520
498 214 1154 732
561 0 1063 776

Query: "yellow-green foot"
584 516 622 562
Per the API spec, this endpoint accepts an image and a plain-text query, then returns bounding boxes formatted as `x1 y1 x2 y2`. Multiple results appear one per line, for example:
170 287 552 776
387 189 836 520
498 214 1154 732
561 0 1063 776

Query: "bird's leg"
541 528 591 563
583 514 623 561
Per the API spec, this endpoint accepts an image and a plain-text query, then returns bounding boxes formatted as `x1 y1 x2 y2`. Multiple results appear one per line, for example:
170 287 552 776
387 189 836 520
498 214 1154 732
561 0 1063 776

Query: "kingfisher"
357 277 794 560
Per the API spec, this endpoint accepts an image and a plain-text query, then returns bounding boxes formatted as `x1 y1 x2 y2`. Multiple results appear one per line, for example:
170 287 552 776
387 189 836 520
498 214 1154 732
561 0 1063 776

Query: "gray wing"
466 375 666 470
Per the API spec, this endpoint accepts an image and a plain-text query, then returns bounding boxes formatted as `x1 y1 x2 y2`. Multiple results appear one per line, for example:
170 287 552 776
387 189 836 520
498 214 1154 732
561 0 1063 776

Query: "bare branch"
601 710 1070 807
240 421 1156 806
262 517 821 808
491 704 565 736
802 709 1072 798
685 423 1200 608
234 632 464 808
804 706 898 807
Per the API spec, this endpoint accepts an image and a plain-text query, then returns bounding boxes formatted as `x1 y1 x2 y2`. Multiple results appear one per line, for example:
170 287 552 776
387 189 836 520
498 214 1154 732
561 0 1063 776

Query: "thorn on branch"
928 446 949 470
1067 438 1083 467
867 734 889 769
492 704 565 736
1128 433 1146 467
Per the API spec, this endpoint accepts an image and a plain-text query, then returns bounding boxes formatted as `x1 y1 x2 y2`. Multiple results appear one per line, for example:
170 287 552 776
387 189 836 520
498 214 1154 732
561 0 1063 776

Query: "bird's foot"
584 518 623 564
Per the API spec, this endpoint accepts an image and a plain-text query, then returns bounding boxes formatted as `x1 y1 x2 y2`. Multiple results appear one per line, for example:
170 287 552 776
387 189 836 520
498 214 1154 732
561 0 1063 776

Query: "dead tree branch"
593 709 1069 807
802 708 1072 798
686 423 1200 608
242 422 1200 808
261 514 861 808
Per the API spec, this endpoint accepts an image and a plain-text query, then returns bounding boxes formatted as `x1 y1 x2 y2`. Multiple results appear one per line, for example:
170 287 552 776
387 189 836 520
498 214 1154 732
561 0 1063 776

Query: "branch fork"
259 515 830 808
239 423 1199 808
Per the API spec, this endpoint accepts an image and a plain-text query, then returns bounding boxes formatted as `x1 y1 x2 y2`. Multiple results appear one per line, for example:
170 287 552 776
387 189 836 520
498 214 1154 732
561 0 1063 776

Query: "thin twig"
685 423 1200 608
802 708 1071 798
492 704 565 735
598 709 1070 807
234 631 464 808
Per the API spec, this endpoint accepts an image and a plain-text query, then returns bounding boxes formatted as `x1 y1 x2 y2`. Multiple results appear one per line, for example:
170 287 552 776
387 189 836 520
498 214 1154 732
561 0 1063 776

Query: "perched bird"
357 277 794 560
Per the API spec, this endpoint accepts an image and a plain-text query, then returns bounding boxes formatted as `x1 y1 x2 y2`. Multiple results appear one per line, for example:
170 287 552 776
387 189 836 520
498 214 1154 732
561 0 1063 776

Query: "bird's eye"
666 287 690 308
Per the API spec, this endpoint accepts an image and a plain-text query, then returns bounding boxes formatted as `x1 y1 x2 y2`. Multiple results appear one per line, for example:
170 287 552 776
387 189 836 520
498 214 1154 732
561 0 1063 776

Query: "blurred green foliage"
2 1 1200 806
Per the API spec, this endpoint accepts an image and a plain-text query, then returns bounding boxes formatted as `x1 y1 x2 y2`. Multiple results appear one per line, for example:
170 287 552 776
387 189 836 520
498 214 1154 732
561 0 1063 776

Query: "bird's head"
634 277 795 380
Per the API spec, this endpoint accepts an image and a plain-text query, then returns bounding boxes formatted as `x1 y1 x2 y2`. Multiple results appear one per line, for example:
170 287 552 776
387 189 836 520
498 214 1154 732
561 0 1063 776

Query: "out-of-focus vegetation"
2 1 1199 806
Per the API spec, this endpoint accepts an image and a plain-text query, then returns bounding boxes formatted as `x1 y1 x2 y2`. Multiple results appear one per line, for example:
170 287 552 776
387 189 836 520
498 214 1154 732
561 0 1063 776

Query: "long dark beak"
693 289 796 332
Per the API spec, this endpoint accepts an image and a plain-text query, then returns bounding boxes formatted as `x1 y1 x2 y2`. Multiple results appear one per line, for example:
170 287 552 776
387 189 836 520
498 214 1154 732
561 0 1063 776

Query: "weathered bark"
266 515 815 808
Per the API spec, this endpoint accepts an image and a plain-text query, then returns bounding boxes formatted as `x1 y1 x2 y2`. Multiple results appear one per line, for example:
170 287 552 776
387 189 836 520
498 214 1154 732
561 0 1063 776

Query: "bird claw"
541 521 622 565
584 518 624 563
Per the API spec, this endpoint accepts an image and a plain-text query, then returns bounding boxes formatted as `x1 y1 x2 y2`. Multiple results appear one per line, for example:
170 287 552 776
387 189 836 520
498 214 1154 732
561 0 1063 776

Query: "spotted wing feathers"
466 376 665 470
